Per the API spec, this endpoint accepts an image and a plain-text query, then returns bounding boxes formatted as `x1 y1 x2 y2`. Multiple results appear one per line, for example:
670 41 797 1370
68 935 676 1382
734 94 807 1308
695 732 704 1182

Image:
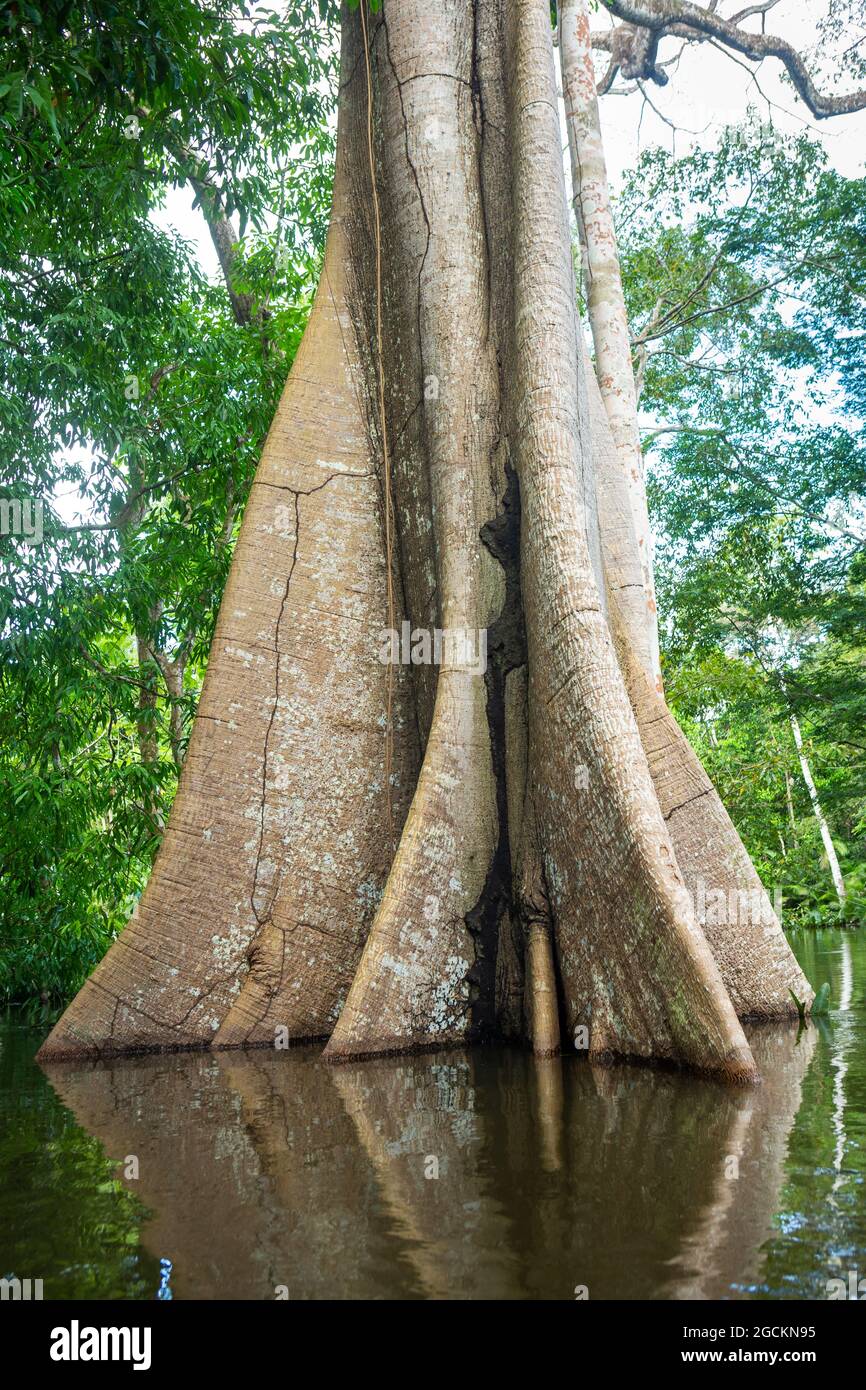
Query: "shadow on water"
1 930 864 1299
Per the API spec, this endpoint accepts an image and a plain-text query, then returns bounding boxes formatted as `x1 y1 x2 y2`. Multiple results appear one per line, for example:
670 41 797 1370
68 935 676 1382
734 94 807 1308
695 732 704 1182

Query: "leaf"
811 981 831 1016
23 84 60 139
788 988 807 1024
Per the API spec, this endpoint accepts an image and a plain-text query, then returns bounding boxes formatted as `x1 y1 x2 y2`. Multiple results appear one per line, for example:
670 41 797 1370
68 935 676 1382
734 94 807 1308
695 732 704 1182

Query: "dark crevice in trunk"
468 458 528 1038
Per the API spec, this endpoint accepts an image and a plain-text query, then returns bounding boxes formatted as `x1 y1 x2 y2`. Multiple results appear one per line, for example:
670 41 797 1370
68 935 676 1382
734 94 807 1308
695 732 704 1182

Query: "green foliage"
0 2 336 1011
617 119 866 928
1 0 336 232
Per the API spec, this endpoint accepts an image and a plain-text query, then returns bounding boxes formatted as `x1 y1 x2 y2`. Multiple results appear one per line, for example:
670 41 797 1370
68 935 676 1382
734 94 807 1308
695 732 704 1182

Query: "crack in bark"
234 460 376 1045
471 0 494 345
90 972 224 1052
470 459 527 1038
663 785 712 820
249 471 369 930
382 8 432 423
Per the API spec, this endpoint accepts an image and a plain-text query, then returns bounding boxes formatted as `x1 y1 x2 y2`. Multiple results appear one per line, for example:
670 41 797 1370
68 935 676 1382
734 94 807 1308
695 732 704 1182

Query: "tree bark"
39 0 811 1079
584 354 811 1019
39 87 417 1058
185 153 256 327
560 0 661 688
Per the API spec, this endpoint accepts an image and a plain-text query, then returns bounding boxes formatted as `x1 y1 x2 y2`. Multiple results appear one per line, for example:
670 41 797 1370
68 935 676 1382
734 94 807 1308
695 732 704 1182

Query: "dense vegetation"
0 1 336 1012
617 122 866 927
1 3 863 1016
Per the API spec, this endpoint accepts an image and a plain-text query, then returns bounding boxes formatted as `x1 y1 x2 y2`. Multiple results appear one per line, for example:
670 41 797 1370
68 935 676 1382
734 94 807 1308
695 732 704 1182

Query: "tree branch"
601 0 866 117
642 426 866 545
729 1 782 23
632 252 825 346
133 106 256 325
78 644 155 692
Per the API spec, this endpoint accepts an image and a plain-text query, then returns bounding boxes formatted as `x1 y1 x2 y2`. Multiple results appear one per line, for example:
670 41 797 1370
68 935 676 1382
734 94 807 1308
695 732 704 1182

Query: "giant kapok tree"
40 0 866 1079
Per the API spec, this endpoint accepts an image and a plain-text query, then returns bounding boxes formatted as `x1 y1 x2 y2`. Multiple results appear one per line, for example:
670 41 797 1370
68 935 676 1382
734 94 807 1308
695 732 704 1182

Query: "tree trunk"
785 767 796 835
149 646 187 770
560 0 661 687
790 712 846 903
585 357 811 1019
185 151 256 327
38 0 811 1079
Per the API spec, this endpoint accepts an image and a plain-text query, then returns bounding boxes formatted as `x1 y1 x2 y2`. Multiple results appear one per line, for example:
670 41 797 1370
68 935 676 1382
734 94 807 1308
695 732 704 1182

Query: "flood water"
1 929 864 1300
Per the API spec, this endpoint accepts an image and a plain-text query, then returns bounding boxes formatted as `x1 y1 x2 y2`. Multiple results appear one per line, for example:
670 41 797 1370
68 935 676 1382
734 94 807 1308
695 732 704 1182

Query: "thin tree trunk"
133 106 256 327
133 633 158 764
790 712 846 903
120 458 165 831
560 0 661 689
149 647 187 770
187 165 256 328
785 767 796 835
